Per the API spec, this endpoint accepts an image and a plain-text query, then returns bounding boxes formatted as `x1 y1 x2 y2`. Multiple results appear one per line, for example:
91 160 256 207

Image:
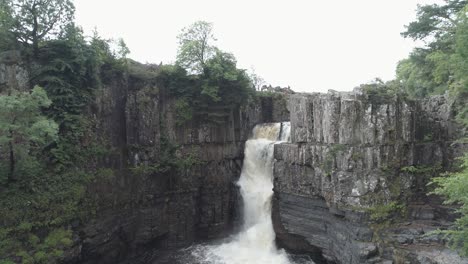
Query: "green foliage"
0 15 125 263
131 139 203 176
398 1 468 99
402 0 466 41
321 144 347 174
33 28 99 116
401 164 441 174
202 50 253 107
396 48 453 97
359 78 405 104
401 5 468 255
0 227 73 264
176 21 217 74
174 97 193 125
157 64 194 96
368 201 406 222
0 86 58 183
116 38 130 60
175 147 203 171
160 25 255 125
7 0 75 56
0 1 16 50
430 154 468 255
127 59 159 80
95 168 115 182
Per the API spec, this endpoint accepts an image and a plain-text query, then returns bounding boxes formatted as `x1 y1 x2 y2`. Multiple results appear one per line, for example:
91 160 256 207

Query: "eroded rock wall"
273 90 468 264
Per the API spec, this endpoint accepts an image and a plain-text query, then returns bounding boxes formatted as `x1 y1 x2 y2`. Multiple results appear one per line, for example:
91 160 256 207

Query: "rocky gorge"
273 91 468 263
2 53 468 264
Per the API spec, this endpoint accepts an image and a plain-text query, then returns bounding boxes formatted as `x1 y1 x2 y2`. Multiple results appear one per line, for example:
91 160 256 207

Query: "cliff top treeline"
0 1 279 263
0 0 467 263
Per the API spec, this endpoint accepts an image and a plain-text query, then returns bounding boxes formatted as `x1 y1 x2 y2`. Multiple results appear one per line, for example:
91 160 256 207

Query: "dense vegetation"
0 1 133 263
396 0 468 256
0 1 257 263
160 21 254 124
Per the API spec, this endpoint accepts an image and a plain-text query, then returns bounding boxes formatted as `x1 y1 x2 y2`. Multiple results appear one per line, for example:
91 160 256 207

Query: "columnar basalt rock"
273 90 468 264
73 73 291 263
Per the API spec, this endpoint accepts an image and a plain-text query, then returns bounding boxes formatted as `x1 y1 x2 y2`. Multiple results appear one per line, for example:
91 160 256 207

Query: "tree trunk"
8 139 16 182
32 35 39 58
32 8 39 58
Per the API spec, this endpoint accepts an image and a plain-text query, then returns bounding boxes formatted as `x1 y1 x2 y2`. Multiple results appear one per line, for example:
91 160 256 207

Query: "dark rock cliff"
70 73 290 263
0 55 291 263
4 53 468 264
272 90 468 264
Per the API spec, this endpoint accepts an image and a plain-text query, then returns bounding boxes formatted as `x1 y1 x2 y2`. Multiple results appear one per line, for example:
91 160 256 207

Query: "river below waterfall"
121 122 315 264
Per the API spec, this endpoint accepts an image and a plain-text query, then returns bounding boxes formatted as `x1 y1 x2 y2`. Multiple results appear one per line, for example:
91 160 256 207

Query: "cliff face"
272 91 468 264
0 54 291 263
72 74 290 263
4 53 468 264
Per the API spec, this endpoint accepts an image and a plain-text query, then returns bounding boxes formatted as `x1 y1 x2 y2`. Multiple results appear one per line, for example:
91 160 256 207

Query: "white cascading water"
191 122 304 264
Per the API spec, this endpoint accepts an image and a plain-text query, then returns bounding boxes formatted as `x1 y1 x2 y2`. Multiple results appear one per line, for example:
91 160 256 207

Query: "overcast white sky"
74 0 442 93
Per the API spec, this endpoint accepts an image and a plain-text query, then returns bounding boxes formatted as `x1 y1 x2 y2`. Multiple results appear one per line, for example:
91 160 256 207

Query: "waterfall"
190 122 309 264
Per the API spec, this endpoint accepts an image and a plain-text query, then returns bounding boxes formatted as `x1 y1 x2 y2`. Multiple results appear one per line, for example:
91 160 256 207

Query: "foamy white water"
189 122 309 264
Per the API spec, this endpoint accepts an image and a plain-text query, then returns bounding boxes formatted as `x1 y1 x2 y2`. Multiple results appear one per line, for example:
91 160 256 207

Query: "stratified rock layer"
273 90 468 264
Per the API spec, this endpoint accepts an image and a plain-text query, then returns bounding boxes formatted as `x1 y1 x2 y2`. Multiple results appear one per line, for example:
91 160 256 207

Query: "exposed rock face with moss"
272 90 468 264
0 54 292 264
65 72 291 262
3 55 468 264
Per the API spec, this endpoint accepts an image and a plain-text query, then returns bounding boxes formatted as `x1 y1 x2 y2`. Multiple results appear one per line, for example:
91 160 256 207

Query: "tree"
452 4 468 93
0 86 58 183
431 154 468 256
398 1 468 98
402 0 467 42
7 0 75 56
408 3 468 256
248 67 266 91
396 48 450 97
116 37 130 59
0 0 16 50
176 21 217 73
201 50 253 106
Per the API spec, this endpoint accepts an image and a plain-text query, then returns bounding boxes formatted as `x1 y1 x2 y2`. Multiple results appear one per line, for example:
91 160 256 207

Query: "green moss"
130 140 204 177
351 151 363 162
321 144 347 174
174 97 193 125
401 164 441 174
368 201 406 222
95 168 115 182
